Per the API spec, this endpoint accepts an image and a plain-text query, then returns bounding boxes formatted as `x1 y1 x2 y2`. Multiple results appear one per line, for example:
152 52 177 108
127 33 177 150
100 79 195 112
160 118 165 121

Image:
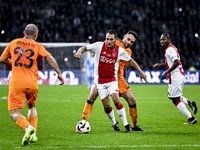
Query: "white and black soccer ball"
76 120 91 133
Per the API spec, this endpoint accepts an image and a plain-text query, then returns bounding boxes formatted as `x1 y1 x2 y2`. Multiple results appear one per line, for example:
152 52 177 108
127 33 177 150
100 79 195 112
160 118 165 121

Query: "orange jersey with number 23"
1 38 51 89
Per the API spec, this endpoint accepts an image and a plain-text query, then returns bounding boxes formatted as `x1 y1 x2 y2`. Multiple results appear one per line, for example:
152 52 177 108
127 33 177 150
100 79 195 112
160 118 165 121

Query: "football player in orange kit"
0 24 64 146
82 31 146 131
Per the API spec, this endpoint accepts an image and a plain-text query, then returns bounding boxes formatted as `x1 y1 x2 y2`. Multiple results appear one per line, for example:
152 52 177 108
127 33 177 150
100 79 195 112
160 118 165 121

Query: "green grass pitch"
0 84 200 150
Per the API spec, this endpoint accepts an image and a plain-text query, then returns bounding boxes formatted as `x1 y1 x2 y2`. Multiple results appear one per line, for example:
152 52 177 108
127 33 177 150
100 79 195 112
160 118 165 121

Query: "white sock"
176 101 192 118
180 96 189 105
117 106 128 126
106 109 116 125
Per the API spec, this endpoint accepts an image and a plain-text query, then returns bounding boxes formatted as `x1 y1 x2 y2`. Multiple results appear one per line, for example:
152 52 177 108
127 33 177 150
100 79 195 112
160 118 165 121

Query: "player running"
0 24 64 146
153 33 197 124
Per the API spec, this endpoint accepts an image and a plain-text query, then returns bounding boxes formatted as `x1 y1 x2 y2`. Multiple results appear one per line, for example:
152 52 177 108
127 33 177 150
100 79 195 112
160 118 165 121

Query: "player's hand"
74 52 83 59
161 72 167 80
153 63 161 69
140 72 148 83
58 74 64 85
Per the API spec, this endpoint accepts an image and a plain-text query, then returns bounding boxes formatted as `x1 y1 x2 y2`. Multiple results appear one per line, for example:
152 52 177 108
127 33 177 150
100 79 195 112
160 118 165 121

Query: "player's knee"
170 98 179 104
127 98 136 105
9 111 18 121
114 101 121 107
104 106 112 113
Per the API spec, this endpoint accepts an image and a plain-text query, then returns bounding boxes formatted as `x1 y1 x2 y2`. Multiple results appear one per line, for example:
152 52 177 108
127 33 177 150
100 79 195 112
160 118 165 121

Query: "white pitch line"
0 96 7 99
1 144 200 149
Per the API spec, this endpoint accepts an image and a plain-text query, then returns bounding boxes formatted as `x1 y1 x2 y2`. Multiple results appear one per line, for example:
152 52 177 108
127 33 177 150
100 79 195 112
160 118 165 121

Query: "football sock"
180 96 189 105
82 100 94 121
175 101 192 118
116 103 128 126
105 107 116 125
28 117 38 132
16 117 29 131
129 104 138 128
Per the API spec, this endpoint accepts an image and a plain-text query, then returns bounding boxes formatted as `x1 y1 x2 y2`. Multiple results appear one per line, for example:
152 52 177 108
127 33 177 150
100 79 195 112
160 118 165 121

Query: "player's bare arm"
74 47 87 59
0 57 12 65
129 58 147 83
162 59 179 80
46 55 64 85
153 63 166 69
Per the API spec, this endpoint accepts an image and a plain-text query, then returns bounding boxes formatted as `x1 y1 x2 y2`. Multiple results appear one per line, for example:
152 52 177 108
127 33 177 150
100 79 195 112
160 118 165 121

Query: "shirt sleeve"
38 44 51 60
86 42 103 53
166 47 178 62
118 47 131 62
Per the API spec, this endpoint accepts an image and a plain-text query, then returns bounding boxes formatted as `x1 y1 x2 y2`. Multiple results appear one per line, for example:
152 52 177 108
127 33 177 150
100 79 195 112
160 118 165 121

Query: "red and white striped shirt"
86 41 131 84
164 43 186 84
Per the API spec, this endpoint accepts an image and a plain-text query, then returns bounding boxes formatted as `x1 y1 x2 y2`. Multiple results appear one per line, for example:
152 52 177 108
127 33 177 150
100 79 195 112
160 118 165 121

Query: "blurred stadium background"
0 0 199 84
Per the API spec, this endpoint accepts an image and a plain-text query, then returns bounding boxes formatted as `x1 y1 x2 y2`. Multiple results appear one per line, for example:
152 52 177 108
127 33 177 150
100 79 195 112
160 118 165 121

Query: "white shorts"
168 82 184 98
97 81 119 100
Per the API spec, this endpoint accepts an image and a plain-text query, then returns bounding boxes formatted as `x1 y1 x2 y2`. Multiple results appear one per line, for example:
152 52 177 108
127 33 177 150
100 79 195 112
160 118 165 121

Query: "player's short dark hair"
106 30 117 38
162 33 170 39
127 31 138 39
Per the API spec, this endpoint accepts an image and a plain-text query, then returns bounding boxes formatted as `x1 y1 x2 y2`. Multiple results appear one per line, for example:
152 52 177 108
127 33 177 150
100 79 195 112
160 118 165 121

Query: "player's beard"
124 43 129 48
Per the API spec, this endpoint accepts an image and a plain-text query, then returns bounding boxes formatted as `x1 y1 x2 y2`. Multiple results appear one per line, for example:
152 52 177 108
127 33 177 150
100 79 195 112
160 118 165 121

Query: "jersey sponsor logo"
100 56 116 64
106 53 111 57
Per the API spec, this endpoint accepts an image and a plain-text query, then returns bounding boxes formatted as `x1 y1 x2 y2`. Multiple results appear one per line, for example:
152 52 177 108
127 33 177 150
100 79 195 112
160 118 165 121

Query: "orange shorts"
118 76 131 94
8 88 38 111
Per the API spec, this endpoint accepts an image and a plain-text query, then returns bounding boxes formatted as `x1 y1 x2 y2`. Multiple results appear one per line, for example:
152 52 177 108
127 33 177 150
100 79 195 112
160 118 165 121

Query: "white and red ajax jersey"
164 43 186 84
86 41 131 84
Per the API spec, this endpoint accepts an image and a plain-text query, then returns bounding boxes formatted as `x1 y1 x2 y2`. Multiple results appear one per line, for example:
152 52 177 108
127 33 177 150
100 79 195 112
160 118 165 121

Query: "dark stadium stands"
0 0 200 70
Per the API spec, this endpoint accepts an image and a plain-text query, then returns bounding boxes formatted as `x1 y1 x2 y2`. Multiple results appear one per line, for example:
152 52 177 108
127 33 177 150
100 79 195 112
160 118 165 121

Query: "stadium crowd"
0 0 200 70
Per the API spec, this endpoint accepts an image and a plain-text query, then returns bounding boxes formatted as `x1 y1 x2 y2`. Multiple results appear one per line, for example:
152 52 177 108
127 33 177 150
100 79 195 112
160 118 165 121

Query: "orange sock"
82 101 93 121
129 106 138 128
16 117 29 131
28 117 38 132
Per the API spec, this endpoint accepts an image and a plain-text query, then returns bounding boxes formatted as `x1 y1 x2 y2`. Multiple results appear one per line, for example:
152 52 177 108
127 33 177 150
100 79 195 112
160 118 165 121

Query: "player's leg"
8 89 35 146
27 102 38 143
101 96 119 131
97 82 120 131
118 79 144 131
121 91 145 131
88 76 94 89
180 96 198 114
171 97 197 124
26 89 38 132
121 91 137 126
168 83 197 124
26 89 38 144
82 83 98 120
87 77 90 89
108 81 131 132
111 93 131 132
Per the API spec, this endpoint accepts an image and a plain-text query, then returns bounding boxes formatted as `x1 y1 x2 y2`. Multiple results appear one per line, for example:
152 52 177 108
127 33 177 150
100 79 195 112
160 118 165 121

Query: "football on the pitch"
76 120 91 133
